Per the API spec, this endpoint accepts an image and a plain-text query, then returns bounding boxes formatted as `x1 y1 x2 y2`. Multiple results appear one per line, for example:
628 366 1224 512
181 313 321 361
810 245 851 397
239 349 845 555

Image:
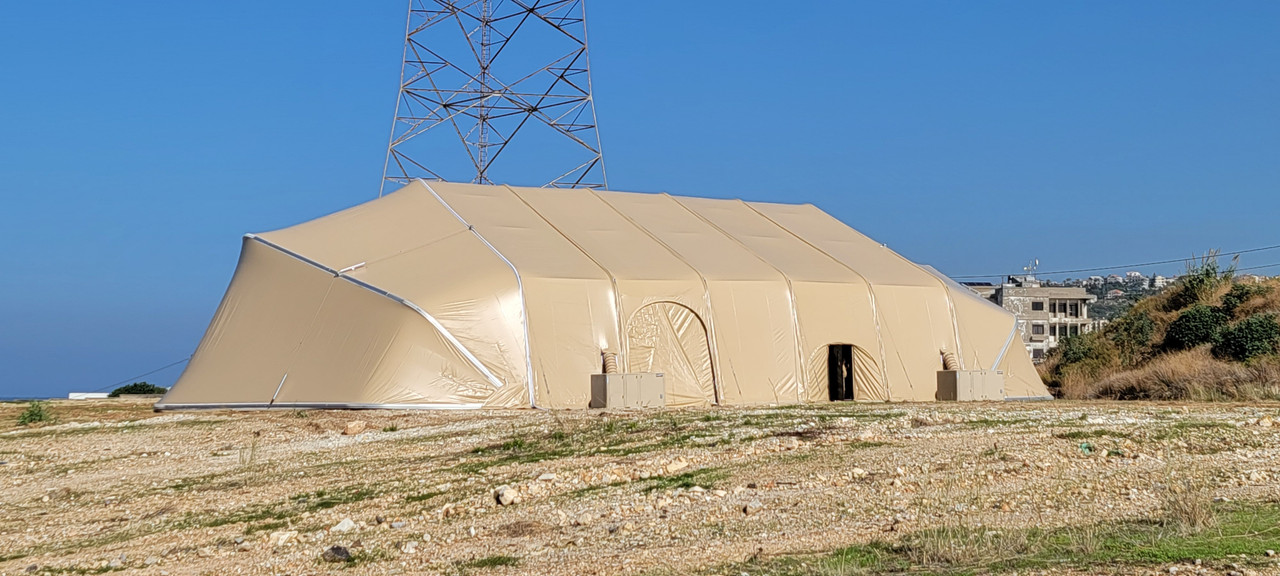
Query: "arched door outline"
625 300 719 405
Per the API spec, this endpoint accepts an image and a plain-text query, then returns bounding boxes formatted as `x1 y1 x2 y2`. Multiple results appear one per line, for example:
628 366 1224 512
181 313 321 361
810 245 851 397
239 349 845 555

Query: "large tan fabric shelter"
157 181 1048 410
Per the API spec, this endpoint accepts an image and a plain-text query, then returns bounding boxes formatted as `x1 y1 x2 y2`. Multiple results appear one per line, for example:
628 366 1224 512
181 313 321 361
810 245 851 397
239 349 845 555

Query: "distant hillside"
1041 256 1280 400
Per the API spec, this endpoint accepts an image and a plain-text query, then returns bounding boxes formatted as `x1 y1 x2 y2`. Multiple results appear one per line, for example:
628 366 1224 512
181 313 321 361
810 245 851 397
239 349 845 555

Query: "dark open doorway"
828 344 855 401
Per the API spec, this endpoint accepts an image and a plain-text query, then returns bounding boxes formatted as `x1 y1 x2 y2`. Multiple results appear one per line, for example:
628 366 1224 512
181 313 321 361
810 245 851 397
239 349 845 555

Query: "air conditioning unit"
589 373 665 408
936 370 1005 401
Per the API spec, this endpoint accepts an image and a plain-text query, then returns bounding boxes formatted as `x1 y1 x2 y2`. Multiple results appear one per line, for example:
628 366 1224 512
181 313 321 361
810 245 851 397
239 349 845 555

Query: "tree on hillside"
109 382 168 397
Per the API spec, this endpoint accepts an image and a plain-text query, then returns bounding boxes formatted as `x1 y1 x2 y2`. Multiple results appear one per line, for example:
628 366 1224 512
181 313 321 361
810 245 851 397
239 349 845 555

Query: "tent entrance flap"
828 344 855 401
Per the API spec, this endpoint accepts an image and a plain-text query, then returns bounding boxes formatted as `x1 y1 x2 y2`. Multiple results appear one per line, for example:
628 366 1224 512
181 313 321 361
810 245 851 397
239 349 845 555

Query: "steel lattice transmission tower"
380 0 607 194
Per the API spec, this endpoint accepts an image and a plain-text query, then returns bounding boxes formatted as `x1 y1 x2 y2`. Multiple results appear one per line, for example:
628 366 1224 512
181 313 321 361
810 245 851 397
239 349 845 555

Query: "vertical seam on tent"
672 196 807 404
590 189 724 405
926 266 1017 371
246 235 507 391
502 185 624 374
419 181 537 407
944 289 965 369
742 204 893 401
841 215 966 371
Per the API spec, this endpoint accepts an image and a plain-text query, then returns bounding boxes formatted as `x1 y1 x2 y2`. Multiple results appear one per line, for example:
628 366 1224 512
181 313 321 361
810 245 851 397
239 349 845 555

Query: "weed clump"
1162 477 1215 534
457 555 521 569
18 401 53 425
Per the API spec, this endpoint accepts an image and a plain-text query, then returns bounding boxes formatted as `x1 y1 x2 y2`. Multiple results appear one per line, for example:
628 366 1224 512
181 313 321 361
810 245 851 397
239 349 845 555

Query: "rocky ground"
0 399 1278 576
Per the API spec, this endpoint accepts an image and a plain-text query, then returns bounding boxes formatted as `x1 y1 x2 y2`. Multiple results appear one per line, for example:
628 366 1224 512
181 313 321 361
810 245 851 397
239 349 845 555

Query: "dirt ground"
1 399 1278 576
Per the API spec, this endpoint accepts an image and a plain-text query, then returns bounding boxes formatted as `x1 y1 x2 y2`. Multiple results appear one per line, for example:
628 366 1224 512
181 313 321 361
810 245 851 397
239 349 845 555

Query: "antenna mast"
380 0 607 195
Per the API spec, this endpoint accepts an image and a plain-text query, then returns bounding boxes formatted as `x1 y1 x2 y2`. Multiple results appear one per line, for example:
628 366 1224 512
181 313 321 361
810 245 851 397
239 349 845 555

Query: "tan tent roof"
157 181 1047 409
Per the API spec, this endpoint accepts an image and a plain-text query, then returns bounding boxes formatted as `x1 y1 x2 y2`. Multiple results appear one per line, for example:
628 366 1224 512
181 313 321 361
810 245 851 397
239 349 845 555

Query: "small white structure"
68 392 110 400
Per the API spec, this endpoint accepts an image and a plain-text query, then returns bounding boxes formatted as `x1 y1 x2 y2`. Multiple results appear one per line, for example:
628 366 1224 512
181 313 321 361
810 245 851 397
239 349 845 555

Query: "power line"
1236 262 1280 273
951 243 1280 280
90 356 191 393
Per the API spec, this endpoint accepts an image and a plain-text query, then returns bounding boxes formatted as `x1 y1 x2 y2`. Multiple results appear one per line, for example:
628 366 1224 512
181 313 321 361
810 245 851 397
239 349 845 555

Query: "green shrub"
1059 332 1105 365
1164 305 1228 350
108 382 168 397
1050 331 1119 385
1213 314 1280 362
1218 283 1272 318
1107 310 1155 366
18 401 53 425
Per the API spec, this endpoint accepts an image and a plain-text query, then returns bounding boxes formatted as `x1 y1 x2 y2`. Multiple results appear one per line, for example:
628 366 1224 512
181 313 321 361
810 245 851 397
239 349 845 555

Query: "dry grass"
1044 271 1280 401
1161 465 1216 534
1076 348 1280 401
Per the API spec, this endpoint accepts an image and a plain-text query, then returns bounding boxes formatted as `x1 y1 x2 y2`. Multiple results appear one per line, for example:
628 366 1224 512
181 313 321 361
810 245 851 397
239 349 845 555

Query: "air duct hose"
602 350 620 374
941 350 960 371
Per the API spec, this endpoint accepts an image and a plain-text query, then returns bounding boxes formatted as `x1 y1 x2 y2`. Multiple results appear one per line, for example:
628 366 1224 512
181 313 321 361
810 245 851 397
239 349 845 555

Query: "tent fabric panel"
350 231 528 391
506 186 703 281
675 197 862 283
947 289 1014 371
626 302 715 407
273 276 498 406
522 276 618 408
597 191 803 404
745 202 942 288
259 181 468 273
949 289 1050 398
159 239 335 406
998 338 1050 399
615 279 713 347
597 191 783 281
428 182 614 282
868 285 957 401
920 265 1050 398
790 281 886 402
704 280 801 404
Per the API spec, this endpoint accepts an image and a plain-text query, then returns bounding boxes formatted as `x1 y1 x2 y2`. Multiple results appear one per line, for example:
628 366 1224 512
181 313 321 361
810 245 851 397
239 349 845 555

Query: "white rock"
330 518 358 533
851 467 868 479
268 531 298 547
666 459 690 474
743 500 764 516
537 473 557 482
494 485 521 506
342 421 367 435
400 541 418 554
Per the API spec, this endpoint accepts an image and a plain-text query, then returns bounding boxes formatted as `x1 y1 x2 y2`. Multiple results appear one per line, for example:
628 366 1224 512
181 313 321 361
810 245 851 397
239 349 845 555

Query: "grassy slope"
1041 265 1280 400
730 501 1280 576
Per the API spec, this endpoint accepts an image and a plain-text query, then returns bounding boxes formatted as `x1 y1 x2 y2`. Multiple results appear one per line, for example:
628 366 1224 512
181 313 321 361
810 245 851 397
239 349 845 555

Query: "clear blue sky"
2 2 1278 398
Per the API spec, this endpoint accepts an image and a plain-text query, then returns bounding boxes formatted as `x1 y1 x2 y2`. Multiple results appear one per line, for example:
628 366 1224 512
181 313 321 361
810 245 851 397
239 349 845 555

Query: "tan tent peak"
157 181 1048 410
